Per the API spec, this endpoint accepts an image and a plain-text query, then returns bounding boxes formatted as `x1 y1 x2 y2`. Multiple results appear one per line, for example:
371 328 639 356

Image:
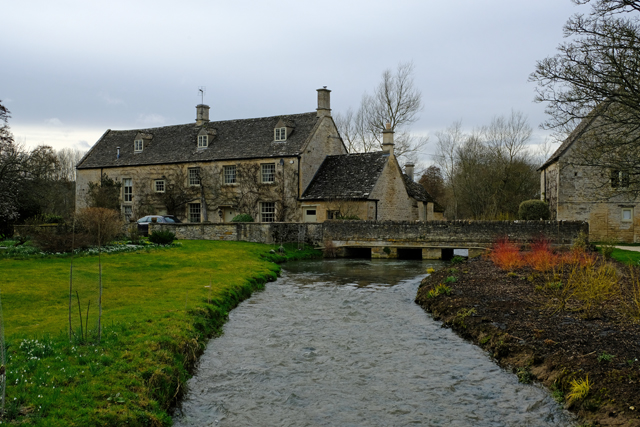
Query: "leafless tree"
56 148 86 182
531 0 640 195
433 112 539 219
335 62 428 165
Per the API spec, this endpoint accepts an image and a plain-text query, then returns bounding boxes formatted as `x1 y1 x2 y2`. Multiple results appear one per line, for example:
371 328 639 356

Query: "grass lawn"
609 248 640 265
0 240 319 426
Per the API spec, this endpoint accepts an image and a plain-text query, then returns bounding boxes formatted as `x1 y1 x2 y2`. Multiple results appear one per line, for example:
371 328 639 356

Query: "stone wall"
150 222 323 246
322 220 589 248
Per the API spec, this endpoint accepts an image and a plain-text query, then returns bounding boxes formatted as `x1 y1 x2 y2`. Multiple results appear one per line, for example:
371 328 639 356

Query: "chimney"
316 87 331 117
382 122 394 155
196 104 210 126
405 163 415 181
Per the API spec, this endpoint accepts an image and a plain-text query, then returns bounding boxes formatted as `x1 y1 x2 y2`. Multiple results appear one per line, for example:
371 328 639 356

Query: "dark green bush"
231 214 254 222
148 230 176 245
518 200 550 220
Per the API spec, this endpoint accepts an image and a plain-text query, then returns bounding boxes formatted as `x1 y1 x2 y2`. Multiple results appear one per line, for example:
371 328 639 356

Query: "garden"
416 236 640 426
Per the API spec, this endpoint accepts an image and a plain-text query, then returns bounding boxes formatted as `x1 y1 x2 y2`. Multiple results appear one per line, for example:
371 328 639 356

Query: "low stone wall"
149 222 323 246
322 220 589 248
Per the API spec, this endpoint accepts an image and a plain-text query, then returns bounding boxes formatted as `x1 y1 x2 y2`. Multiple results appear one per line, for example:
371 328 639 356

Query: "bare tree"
56 148 86 182
433 112 539 219
530 0 640 195
335 62 428 165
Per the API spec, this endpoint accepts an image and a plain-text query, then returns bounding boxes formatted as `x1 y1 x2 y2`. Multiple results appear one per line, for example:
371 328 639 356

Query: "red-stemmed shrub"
524 238 560 272
489 238 524 271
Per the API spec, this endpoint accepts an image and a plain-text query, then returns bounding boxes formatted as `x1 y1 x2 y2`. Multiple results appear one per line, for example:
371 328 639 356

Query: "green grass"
608 248 640 265
0 240 320 426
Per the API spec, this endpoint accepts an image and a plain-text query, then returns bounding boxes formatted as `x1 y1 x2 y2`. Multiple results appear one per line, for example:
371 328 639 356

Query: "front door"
222 208 237 222
303 206 317 223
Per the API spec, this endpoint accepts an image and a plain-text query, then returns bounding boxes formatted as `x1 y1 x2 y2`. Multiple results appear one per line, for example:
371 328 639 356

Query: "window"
327 210 340 219
189 203 201 223
611 170 630 188
198 135 208 148
622 208 633 222
261 202 275 222
123 178 133 203
123 205 132 222
274 127 286 141
261 163 275 183
224 165 237 184
188 167 200 186
154 179 165 193
134 139 143 152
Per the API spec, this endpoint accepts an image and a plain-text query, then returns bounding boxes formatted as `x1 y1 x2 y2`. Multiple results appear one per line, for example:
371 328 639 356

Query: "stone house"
76 88 440 223
539 113 640 242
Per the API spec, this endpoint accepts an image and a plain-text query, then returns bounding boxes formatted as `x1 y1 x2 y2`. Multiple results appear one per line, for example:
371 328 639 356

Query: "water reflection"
174 259 575 427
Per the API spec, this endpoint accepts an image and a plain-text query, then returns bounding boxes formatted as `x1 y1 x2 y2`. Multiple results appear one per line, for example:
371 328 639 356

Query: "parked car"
136 215 181 236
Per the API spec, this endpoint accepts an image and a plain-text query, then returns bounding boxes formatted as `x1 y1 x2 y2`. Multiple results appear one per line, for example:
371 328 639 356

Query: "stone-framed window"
134 139 143 152
611 170 630 188
622 207 633 222
188 167 200 186
189 203 201 223
223 165 236 184
274 127 286 141
154 179 165 193
198 135 208 148
123 205 133 222
260 202 275 222
123 178 133 203
261 163 275 183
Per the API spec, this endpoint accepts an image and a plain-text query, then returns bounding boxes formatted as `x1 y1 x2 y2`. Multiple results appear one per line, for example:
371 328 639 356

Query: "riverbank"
416 254 640 427
0 240 321 426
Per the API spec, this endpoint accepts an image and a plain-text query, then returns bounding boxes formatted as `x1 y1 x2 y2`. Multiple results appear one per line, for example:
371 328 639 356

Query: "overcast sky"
2 0 582 164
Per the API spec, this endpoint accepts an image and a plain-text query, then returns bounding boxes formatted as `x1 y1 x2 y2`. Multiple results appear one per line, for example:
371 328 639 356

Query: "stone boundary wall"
149 222 323 246
322 220 589 248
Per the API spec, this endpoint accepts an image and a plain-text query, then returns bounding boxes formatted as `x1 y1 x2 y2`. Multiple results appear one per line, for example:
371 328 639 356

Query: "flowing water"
174 259 575 427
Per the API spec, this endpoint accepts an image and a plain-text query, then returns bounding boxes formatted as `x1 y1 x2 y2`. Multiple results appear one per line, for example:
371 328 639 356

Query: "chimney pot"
316 87 331 118
382 127 395 155
117 146 120 159
196 104 210 125
405 163 415 181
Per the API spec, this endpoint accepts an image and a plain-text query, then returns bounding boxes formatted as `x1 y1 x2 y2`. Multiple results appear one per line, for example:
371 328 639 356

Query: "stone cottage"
76 88 440 223
539 113 640 242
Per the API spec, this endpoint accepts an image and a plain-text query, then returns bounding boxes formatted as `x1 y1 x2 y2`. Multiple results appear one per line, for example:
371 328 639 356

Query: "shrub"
568 262 620 318
450 256 465 265
231 213 254 222
489 238 523 271
31 225 92 253
76 207 124 246
567 375 590 402
148 230 176 245
518 200 550 220
524 238 560 272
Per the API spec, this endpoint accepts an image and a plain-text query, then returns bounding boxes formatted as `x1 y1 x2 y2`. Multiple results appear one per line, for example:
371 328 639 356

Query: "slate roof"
301 152 390 200
77 112 319 169
402 174 446 212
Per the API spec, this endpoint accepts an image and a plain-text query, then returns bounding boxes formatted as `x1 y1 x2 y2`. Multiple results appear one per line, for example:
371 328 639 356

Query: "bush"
149 230 176 245
76 207 124 246
31 226 92 253
231 213 254 222
518 200 550 220
489 238 523 271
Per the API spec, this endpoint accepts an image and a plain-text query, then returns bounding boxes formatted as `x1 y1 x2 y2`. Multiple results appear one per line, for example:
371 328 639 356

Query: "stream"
173 259 575 427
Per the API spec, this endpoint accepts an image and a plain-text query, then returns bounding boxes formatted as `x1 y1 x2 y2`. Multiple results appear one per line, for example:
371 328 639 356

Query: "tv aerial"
198 86 206 104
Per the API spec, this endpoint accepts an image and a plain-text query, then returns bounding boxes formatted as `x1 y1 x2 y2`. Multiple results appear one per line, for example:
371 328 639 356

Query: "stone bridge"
322 220 589 260
151 220 588 260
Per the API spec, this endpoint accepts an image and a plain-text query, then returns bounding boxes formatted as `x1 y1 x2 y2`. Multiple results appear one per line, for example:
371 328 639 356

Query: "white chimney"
382 123 394 155
316 87 331 117
405 163 415 181
196 104 210 125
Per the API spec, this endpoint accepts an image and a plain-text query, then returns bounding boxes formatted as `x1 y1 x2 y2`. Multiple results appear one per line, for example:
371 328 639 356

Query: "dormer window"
134 139 144 152
198 135 208 148
274 127 286 141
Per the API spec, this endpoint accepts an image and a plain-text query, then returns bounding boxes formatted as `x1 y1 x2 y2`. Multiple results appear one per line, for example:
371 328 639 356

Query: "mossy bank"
0 240 321 426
